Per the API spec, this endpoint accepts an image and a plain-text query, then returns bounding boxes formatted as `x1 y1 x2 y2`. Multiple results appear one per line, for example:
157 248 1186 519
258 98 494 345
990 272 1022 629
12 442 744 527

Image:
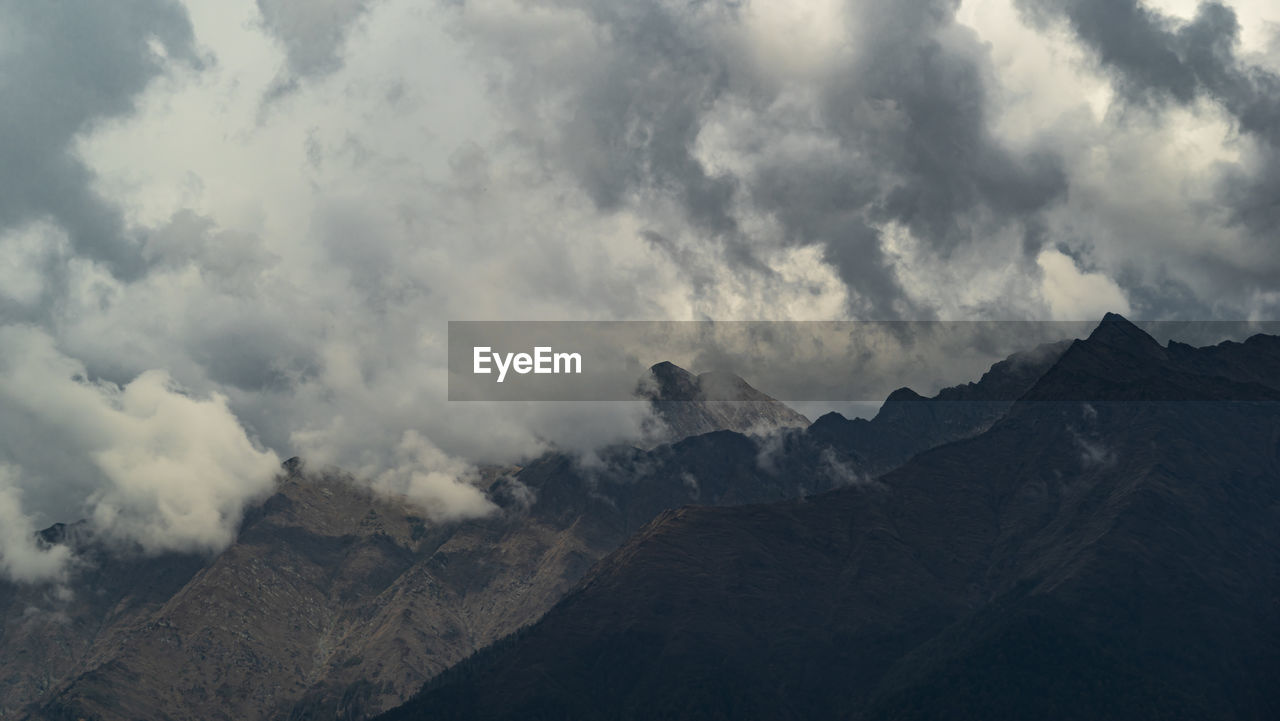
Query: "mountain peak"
642 363 764 403
1086 312 1163 356
639 362 809 441
884 386 926 403
644 361 700 401
648 360 692 378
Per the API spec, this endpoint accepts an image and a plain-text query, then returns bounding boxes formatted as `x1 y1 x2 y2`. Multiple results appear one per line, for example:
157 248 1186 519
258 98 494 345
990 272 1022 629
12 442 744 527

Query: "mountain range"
378 314 1280 720
9 314 1270 720
1 339 1065 720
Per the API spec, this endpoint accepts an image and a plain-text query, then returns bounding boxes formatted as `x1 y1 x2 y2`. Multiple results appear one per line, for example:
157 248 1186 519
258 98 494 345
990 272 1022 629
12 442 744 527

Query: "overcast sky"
2 0 1279 581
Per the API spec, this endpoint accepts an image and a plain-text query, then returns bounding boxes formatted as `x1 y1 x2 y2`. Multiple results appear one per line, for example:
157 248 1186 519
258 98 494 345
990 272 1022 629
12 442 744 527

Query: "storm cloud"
0 1 199 288
1014 0 1280 306
1018 0 1280 232
2 0 1280 580
458 0 1068 316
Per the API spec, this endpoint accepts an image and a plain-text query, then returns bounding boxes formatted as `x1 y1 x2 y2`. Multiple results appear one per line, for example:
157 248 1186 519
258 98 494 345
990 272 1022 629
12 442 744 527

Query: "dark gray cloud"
0 0 199 284
778 0 1067 313
256 0 378 79
1018 0 1280 247
466 0 1067 317
825 0 1066 248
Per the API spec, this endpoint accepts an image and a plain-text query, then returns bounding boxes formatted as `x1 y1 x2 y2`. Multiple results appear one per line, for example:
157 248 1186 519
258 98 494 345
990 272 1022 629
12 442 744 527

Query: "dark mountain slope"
379 316 1280 721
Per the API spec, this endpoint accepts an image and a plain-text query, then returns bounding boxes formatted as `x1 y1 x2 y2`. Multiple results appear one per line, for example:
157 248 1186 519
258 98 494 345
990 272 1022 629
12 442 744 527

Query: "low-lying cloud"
0 465 73 584
0 326 279 580
368 430 496 522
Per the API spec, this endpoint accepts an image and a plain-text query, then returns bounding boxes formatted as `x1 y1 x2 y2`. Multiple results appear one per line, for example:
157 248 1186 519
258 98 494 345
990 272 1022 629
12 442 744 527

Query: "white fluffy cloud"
1037 249 1132 321
369 431 496 522
0 465 72 583
0 326 280 577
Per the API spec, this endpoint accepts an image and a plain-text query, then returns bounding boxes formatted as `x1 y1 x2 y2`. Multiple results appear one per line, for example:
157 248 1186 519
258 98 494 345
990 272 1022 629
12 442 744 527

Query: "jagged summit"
1085 312 1165 357
640 362 810 442
646 361 698 397
281 456 304 474
37 522 71 546
1020 312 1280 402
883 387 926 403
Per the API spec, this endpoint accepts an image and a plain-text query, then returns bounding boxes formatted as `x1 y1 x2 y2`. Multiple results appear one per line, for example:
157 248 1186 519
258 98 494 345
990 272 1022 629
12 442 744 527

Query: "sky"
1 0 1279 581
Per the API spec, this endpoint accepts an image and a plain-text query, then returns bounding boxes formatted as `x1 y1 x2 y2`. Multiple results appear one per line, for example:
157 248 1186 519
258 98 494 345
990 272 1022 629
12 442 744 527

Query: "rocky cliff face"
0 527 207 719
378 315 1280 721
13 467 612 721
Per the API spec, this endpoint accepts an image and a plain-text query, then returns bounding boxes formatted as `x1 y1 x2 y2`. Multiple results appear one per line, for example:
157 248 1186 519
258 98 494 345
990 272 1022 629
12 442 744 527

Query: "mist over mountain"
377 315 1280 721
2 341 1071 720
5 1 1280 720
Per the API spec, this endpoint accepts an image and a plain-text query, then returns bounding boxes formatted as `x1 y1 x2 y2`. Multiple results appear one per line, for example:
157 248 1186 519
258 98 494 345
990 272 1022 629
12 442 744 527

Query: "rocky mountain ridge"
378 314 1280 720
3 342 1069 720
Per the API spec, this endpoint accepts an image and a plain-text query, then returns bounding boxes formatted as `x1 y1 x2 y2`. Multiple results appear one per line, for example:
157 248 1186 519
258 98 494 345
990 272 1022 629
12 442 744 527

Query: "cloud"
1014 0 1280 310
0 0 199 284
454 0 1068 317
1015 0 1271 119
1038 248 1132 320
256 0 377 76
0 466 72 584
818 447 876 488
368 431 496 521
1072 432 1116 467
4 0 1280 577
0 326 280 571
680 471 701 501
